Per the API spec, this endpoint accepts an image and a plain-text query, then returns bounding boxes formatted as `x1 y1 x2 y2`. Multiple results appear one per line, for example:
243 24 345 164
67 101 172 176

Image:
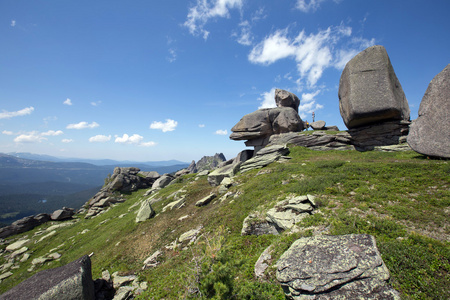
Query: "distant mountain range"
0 153 189 226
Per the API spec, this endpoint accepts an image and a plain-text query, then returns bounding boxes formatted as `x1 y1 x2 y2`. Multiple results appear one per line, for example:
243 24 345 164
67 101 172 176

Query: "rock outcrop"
408 64 450 158
276 234 399 299
0 214 50 239
339 45 410 129
275 89 300 112
185 153 226 174
1 255 95 300
239 145 290 173
51 207 74 221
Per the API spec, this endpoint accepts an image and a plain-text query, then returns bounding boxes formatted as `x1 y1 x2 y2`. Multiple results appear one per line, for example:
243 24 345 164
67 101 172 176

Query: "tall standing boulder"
339 45 410 129
407 64 450 158
275 89 300 112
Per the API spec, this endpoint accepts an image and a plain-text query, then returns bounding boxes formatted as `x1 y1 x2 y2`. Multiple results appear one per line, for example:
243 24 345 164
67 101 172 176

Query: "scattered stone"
207 163 241 186
142 250 162 269
0 271 13 281
241 212 279 236
195 194 216 206
162 197 186 212
10 246 28 258
37 230 56 243
179 226 202 244
51 207 74 221
81 229 90 234
276 234 399 299
0 214 50 239
20 253 31 262
255 245 273 280
310 120 326 130
47 252 62 260
178 215 190 221
408 64 450 158
5 239 30 252
2 255 95 300
112 272 137 289
135 200 155 223
152 174 175 189
339 45 410 129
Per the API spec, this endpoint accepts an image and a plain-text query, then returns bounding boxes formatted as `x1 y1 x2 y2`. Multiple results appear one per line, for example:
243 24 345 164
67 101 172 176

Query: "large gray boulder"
239 145 290 173
0 213 51 239
135 200 155 223
275 89 300 112
51 207 74 221
1 255 95 300
408 64 450 158
152 174 174 189
276 234 399 299
339 45 410 129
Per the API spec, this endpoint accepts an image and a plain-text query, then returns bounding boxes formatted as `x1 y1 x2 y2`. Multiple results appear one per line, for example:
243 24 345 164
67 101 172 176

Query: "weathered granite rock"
275 89 300 112
142 250 162 269
339 45 410 129
241 212 279 236
135 200 155 223
0 213 51 239
348 120 410 150
276 234 399 299
255 245 273 280
179 226 202 244
239 145 290 173
1 255 95 300
268 132 354 151
310 120 326 130
152 174 174 189
408 64 450 158
266 195 315 231
51 207 74 221
5 239 30 252
195 194 216 206
207 163 241 186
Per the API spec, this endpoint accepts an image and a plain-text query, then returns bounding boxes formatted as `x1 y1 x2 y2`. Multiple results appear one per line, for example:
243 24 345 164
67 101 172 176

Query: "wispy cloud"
299 90 323 119
66 121 99 130
167 48 177 63
114 134 156 147
14 132 47 143
63 98 73 106
0 106 34 119
199 124 205 128
89 135 111 143
184 0 243 40
2 130 14 135
90 101 102 107
295 0 326 13
150 119 178 132
41 130 63 136
233 7 265 46
215 129 228 135
62 139 74 143
11 20 16 27
249 25 374 88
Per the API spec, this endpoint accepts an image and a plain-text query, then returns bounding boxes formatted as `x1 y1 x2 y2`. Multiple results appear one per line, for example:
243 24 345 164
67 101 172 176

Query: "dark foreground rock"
1 255 95 300
276 234 399 299
408 64 450 158
0 214 50 239
339 45 410 129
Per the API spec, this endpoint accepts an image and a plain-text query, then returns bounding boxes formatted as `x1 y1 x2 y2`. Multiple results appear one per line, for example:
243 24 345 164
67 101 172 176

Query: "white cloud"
295 0 326 12
41 130 64 136
63 98 72 106
0 106 34 119
184 0 243 40
199 124 205 128
11 20 16 27
90 101 102 107
89 135 111 143
299 90 323 119
258 87 277 109
150 119 178 132
115 134 143 145
140 141 157 147
62 139 74 143
66 121 99 129
235 21 253 46
2 130 14 135
167 48 177 63
215 129 228 135
249 25 374 88
14 132 47 143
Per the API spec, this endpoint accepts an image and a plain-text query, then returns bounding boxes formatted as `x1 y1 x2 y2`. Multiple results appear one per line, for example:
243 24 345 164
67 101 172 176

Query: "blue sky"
1 0 449 162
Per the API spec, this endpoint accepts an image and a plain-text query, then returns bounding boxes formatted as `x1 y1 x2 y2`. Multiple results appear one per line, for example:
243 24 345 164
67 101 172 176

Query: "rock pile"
0 214 50 239
276 234 400 299
187 153 226 174
408 64 450 158
230 89 304 151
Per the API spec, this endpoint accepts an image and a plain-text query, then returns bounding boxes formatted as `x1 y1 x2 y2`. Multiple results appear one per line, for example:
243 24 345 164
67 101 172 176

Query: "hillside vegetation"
0 146 449 299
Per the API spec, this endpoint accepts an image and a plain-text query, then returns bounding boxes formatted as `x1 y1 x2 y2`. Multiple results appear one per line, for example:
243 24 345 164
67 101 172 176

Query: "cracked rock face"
276 234 399 299
339 45 410 129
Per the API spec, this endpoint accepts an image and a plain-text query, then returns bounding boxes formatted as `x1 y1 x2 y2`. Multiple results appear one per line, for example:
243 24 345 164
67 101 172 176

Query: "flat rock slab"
408 64 450 158
136 200 155 223
276 234 399 299
1 255 94 300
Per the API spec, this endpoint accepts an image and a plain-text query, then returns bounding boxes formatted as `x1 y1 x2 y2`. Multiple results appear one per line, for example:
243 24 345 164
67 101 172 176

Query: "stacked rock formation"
339 45 411 149
407 64 450 158
230 89 304 151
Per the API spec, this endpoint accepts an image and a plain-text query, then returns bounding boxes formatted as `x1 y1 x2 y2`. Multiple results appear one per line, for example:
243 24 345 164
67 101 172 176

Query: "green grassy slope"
0 147 449 299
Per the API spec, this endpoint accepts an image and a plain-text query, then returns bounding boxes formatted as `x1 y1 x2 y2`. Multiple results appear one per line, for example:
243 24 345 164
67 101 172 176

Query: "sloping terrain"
0 147 448 299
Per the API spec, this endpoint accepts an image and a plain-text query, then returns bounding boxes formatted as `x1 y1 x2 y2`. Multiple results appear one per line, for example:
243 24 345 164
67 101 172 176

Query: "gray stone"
179 227 202 244
239 145 290 173
195 194 216 206
1 255 95 300
408 64 450 158
51 207 74 221
339 45 410 129
112 272 137 289
0 214 51 239
142 250 162 269
152 174 174 189
266 195 316 231
255 245 273 279
207 163 241 186
5 239 30 252
135 200 155 223
276 234 399 299
275 89 300 112
310 120 326 130
0 271 13 281
241 213 279 236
